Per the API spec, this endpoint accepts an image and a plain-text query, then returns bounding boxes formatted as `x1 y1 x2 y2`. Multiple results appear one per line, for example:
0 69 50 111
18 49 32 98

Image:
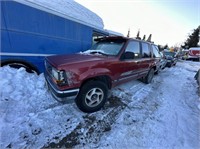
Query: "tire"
2 61 39 74
167 63 172 68
143 68 154 84
174 62 176 66
75 80 108 113
8 63 37 74
155 67 160 75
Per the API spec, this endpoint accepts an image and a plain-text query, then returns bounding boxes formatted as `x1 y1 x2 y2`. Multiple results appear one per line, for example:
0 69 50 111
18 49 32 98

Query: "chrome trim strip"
118 74 138 82
138 70 149 75
0 52 54 57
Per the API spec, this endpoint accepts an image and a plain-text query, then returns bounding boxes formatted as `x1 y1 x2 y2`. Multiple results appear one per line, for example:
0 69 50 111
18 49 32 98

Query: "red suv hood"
46 53 110 68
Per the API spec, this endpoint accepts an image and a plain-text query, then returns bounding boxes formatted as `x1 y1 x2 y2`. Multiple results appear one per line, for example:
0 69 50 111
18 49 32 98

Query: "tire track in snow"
97 74 165 148
45 96 127 148
144 65 200 148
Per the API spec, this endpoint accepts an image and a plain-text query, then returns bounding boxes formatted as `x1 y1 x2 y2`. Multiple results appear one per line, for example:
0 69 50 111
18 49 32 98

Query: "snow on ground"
0 60 200 148
97 61 200 149
0 67 85 148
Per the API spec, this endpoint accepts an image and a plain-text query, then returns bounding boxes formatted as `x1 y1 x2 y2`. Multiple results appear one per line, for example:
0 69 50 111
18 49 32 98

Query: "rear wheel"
155 67 160 75
75 80 108 113
143 68 154 84
174 62 176 66
1 61 39 74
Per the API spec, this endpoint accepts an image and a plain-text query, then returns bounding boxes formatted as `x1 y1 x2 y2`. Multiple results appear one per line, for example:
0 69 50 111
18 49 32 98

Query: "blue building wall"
1 1 108 73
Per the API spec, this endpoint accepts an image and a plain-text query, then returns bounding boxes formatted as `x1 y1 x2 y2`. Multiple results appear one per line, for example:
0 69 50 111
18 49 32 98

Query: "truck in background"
1 0 120 74
188 47 200 61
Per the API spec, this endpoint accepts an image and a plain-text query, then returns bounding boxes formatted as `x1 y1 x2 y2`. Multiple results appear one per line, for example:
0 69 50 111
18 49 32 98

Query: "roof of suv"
95 36 153 44
94 36 128 42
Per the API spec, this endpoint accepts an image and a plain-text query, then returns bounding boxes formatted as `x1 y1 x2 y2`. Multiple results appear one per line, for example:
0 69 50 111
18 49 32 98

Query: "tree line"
181 25 200 49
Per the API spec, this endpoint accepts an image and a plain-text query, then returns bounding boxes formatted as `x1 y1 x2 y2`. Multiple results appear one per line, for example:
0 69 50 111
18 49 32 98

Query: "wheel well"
153 66 157 71
1 59 39 74
81 75 112 89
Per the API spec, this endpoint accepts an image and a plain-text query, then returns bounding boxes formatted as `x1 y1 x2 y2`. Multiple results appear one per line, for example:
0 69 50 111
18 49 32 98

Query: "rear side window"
142 42 151 58
152 45 161 58
125 41 140 59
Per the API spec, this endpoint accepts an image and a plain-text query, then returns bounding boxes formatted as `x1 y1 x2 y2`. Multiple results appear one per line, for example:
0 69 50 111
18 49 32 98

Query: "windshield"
84 41 125 56
164 52 175 57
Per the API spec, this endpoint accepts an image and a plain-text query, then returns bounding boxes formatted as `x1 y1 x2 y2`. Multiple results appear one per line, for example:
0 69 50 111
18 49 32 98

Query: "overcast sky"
75 0 199 47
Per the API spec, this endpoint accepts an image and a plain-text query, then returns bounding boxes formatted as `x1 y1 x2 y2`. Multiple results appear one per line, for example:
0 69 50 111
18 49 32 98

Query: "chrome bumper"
45 74 79 100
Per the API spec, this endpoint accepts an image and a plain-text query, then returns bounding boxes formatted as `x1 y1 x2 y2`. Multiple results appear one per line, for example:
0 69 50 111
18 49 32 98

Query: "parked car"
45 36 160 113
163 51 177 67
159 52 167 69
188 47 200 61
151 43 162 74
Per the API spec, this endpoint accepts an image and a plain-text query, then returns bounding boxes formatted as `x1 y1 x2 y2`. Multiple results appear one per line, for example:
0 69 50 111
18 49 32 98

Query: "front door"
118 40 141 83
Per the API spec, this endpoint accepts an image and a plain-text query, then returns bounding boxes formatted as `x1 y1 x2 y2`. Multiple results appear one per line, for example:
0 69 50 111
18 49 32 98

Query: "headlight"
52 68 59 80
51 68 68 86
45 60 68 86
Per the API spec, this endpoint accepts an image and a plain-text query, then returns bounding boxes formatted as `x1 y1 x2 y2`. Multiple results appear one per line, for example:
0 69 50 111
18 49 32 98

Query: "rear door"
137 42 153 76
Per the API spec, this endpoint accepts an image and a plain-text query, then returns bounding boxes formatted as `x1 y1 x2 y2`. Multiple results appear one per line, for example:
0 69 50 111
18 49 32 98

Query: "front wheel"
75 80 108 113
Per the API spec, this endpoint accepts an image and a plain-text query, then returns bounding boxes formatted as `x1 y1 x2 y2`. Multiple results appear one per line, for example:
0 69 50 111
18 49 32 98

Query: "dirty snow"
0 60 200 148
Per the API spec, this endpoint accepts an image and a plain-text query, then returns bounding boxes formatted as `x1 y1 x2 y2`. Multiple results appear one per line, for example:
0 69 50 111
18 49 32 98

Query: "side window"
142 42 151 58
152 45 161 58
124 41 140 59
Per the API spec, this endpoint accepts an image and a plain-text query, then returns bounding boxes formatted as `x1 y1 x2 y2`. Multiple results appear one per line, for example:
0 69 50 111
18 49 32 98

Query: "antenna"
147 34 152 42
142 35 146 40
136 29 141 40
127 28 130 37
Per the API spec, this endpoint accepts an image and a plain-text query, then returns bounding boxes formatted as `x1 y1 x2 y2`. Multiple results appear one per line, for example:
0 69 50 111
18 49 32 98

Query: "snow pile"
0 67 83 148
0 61 200 148
15 0 104 29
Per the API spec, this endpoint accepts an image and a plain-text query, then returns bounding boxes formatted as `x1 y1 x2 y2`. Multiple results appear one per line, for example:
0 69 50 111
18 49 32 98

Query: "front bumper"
45 74 79 100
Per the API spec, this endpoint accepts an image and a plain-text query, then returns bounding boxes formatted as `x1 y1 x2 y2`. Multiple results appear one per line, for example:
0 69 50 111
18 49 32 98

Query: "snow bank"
0 61 200 148
0 66 83 148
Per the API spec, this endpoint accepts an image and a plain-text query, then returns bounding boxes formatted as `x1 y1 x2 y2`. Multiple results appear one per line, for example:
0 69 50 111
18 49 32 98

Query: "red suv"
45 36 160 112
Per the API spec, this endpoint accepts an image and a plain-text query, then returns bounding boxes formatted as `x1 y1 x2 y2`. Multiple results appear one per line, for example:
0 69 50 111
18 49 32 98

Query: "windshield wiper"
90 51 108 56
